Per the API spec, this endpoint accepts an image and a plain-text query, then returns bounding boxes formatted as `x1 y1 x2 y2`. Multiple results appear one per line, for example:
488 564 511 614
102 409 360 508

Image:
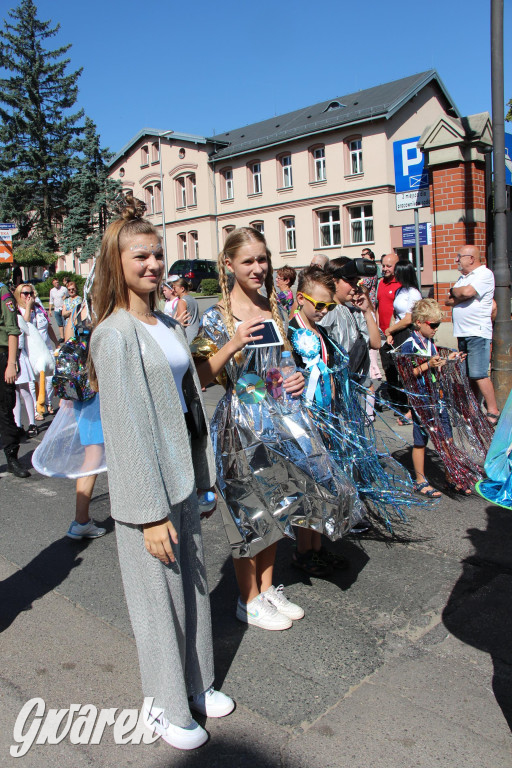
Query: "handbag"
17 316 55 376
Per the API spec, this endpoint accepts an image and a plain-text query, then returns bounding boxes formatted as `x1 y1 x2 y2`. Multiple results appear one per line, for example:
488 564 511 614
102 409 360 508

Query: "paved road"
0 383 511 765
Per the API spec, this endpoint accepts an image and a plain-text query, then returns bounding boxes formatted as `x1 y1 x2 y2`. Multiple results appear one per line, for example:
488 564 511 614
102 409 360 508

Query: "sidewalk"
0 393 511 766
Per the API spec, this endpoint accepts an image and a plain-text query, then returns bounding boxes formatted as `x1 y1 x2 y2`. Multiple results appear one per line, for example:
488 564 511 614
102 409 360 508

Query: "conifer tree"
61 117 122 262
0 0 83 250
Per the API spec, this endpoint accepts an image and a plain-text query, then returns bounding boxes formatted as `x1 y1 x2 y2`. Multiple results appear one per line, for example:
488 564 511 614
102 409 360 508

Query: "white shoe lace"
255 595 279 616
266 584 291 609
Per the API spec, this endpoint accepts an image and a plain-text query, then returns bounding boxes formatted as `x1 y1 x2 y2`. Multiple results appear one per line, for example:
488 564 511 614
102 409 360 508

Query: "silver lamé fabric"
200 307 363 558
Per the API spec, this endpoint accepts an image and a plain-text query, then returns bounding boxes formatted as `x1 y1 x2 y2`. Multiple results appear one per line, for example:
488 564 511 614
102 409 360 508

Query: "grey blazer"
90 309 216 526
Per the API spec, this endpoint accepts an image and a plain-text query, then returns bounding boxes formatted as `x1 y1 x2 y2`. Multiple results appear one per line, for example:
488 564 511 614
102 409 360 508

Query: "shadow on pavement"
152 736 293 768
0 531 113 632
209 557 248 691
442 505 512 732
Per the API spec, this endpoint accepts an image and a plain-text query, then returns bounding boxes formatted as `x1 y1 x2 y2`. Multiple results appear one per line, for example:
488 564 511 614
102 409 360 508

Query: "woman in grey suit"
89 195 234 750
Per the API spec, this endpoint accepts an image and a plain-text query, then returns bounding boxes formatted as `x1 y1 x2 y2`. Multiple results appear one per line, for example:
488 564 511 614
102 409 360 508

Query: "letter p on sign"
401 141 422 177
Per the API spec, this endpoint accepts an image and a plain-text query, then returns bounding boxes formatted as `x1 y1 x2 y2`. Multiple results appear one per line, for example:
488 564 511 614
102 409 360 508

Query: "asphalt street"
0 309 511 766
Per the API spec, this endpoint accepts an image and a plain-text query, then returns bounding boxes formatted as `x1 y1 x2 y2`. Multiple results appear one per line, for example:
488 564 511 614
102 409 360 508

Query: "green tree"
506 98 512 122
61 117 122 262
0 0 83 250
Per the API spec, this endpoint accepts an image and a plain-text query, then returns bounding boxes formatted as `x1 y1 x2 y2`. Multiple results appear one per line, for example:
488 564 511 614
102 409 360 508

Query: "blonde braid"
265 264 291 351
217 251 245 364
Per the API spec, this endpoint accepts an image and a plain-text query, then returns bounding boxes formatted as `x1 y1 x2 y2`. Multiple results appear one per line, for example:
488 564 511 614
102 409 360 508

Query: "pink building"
105 70 460 289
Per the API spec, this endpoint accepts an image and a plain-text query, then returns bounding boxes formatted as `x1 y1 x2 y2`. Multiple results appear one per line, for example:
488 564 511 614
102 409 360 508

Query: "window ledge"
314 244 341 250
309 179 327 187
140 163 149 169
344 241 375 247
220 197 234 203
277 186 294 192
344 173 364 180
280 250 297 256
187 204 197 210
247 192 263 199
176 205 186 211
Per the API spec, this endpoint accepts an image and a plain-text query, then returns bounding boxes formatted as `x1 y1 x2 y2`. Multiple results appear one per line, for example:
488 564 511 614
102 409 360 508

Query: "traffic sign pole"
413 208 421 289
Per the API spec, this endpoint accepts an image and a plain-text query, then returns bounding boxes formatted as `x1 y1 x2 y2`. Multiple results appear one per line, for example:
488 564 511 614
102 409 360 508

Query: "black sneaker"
27 424 38 437
350 518 372 535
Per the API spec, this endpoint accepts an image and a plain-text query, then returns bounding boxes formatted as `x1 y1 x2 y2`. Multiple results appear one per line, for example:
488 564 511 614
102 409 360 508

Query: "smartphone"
244 318 283 348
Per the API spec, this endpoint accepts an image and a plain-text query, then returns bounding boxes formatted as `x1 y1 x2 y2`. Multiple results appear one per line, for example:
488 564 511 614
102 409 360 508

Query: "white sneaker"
264 584 305 620
67 519 107 540
236 594 292 630
142 705 208 750
189 687 235 718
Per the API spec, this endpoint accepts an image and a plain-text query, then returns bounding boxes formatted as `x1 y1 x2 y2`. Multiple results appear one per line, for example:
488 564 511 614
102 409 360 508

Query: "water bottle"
279 351 300 411
198 491 216 514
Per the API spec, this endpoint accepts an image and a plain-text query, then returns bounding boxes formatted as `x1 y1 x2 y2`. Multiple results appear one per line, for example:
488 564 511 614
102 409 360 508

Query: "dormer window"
324 100 346 112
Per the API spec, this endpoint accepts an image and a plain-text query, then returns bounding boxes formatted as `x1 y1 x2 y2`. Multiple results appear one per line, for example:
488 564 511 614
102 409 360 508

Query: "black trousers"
0 350 19 451
379 342 409 414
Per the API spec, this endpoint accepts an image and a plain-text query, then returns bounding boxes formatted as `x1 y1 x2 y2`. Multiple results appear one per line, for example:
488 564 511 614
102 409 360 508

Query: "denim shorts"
413 404 453 447
54 309 64 328
457 336 491 379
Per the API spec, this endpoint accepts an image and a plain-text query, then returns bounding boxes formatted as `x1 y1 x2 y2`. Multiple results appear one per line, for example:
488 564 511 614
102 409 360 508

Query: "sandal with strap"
292 549 332 577
413 481 441 498
486 412 500 427
318 547 350 571
446 481 472 496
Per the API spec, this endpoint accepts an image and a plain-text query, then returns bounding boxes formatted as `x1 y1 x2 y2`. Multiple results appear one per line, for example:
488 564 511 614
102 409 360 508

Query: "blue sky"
3 0 512 153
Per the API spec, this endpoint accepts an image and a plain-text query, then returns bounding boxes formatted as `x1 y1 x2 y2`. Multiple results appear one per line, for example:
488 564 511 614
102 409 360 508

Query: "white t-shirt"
393 287 421 320
138 319 190 411
49 286 69 310
452 265 495 339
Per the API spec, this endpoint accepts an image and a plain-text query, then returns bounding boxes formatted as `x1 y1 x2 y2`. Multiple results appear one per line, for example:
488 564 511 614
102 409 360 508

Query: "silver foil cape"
200 307 363 558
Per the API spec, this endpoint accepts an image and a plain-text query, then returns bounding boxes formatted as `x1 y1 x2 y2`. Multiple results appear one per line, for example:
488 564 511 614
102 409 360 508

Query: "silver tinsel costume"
197 306 363 558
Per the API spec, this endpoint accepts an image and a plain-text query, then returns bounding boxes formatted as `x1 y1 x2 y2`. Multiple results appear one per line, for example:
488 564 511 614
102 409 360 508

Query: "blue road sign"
402 223 431 247
393 137 429 193
505 132 512 186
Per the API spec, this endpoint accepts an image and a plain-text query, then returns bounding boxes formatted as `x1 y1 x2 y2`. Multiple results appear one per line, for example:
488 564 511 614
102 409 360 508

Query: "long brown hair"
217 227 291 360
89 193 160 389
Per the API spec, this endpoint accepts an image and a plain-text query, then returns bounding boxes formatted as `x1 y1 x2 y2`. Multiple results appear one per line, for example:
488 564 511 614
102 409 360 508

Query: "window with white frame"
251 162 262 194
349 204 373 244
144 184 161 215
222 168 234 200
318 208 340 247
176 177 186 208
188 174 197 206
349 139 363 175
281 155 293 188
178 232 188 259
190 231 199 259
313 147 326 181
250 220 264 235
141 145 149 166
282 217 296 251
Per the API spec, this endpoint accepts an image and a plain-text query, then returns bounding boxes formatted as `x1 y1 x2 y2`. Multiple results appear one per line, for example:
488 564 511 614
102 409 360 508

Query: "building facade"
103 70 461 289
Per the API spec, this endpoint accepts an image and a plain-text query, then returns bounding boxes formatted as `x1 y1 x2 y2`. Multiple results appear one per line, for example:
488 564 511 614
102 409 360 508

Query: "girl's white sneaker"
143 704 208 750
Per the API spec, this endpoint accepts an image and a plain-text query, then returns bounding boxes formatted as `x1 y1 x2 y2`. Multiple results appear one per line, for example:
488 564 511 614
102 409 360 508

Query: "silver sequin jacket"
90 309 216 525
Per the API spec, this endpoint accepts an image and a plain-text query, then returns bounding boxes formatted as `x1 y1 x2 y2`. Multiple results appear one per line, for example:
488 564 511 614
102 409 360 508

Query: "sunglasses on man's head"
424 321 441 329
301 292 336 311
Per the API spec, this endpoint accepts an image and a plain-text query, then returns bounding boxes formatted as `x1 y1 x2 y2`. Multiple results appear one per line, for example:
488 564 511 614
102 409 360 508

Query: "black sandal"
318 547 350 570
486 412 500 427
292 550 332 577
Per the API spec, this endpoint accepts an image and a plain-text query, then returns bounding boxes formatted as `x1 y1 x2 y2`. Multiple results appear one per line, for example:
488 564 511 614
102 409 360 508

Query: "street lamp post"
490 0 512 409
158 131 174 277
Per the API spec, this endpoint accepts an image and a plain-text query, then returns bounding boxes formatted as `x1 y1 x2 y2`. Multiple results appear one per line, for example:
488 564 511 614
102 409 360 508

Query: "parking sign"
393 136 430 209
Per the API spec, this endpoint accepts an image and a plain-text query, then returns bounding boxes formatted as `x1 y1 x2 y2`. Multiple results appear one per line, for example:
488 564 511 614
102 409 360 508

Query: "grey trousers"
115 492 214 727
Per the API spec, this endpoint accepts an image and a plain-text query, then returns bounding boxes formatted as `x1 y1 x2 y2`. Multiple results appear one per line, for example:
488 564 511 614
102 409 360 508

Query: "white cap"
167 274 180 282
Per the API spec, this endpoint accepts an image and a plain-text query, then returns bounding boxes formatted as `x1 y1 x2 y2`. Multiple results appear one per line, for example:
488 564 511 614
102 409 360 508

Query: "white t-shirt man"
49 285 69 311
452 265 495 339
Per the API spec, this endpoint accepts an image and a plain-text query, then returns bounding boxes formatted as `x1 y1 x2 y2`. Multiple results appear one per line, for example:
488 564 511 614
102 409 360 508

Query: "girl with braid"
195 227 306 630
195 228 359 630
